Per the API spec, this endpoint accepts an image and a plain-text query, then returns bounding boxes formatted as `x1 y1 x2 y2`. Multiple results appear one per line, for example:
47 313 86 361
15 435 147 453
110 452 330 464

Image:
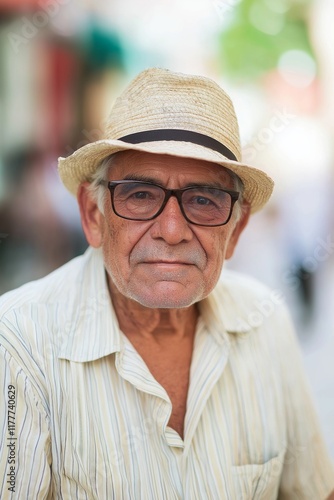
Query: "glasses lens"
113 182 165 219
182 187 233 225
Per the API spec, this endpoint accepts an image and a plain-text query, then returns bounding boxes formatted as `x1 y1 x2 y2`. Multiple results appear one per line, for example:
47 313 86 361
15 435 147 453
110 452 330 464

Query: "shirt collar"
199 271 253 344
58 247 123 362
58 249 252 362
204 269 258 337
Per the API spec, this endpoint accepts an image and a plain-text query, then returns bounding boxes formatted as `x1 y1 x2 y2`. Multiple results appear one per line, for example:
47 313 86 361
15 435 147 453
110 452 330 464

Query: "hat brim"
58 139 274 213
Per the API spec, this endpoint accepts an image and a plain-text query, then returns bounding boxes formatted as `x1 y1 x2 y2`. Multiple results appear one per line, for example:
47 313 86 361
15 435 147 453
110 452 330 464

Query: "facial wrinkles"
102 214 206 303
103 196 227 289
109 152 234 188
100 153 240 308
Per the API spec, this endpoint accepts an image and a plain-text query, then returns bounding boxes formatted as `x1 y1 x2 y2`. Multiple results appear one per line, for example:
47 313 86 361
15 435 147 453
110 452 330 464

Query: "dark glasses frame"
99 180 240 227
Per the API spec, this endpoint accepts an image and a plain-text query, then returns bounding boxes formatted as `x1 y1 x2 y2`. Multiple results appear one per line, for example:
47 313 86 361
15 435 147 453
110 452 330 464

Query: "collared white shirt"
0 247 333 499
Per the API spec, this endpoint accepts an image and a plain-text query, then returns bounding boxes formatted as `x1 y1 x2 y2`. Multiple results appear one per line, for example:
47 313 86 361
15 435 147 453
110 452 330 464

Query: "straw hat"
58 68 274 212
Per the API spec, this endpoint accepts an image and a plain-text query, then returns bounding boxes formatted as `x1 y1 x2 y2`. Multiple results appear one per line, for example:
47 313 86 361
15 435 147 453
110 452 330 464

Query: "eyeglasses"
100 180 239 227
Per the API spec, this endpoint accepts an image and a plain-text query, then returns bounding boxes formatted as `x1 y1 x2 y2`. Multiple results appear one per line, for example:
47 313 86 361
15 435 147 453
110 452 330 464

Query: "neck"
108 278 199 343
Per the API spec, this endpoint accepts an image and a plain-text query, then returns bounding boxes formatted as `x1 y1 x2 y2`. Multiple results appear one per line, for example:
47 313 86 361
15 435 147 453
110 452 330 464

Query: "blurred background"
0 0 333 455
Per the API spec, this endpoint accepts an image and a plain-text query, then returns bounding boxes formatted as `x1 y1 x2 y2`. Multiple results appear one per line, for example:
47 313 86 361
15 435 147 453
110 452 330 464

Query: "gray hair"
88 153 245 222
88 155 116 214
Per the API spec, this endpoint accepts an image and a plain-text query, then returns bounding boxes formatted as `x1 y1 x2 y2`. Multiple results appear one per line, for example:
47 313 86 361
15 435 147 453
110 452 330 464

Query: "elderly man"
1 68 333 499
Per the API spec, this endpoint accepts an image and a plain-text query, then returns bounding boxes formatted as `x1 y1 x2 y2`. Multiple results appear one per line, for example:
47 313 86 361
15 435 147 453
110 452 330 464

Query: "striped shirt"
0 247 333 499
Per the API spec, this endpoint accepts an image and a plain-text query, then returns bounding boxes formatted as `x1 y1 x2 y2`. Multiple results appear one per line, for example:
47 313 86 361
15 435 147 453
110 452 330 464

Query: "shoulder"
0 250 89 319
211 269 288 334
0 248 100 371
219 268 273 300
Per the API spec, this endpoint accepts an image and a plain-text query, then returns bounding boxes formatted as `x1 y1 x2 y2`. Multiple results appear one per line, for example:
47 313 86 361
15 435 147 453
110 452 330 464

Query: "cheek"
202 229 233 279
101 218 147 278
102 220 126 263
207 238 226 274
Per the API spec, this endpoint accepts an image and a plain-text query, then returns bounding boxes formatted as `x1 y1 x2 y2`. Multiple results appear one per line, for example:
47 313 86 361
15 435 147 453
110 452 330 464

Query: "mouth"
143 261 193 265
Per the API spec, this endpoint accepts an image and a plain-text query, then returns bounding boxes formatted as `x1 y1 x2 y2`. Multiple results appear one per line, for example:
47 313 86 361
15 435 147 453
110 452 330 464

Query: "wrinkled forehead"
105 150 237 187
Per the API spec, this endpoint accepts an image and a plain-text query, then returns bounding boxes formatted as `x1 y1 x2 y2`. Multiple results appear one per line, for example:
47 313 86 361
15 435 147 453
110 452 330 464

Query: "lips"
142 261 193 265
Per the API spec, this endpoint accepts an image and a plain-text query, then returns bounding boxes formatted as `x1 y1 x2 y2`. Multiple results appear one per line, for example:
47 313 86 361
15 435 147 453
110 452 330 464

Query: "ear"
77 182 105 248
225 203 251 259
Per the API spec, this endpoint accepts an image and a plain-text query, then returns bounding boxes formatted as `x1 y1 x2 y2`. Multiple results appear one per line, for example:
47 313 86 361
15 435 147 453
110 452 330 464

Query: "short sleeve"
0 346 52 499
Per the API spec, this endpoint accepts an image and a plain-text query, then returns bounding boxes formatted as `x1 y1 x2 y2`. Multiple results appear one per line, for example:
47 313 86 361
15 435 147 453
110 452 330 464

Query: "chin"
127 283 206 309
133 297 199 309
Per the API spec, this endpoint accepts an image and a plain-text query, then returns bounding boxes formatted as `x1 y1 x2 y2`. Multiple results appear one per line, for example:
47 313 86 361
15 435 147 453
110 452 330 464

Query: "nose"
150 195 194 244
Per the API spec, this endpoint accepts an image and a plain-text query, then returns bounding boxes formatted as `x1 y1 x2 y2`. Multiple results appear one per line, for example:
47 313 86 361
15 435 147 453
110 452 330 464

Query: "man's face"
81 151 249 309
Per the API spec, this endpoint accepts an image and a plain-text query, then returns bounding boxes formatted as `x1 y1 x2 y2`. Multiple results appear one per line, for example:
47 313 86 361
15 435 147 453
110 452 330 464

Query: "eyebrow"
121 174 232 190
122 174 161 184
